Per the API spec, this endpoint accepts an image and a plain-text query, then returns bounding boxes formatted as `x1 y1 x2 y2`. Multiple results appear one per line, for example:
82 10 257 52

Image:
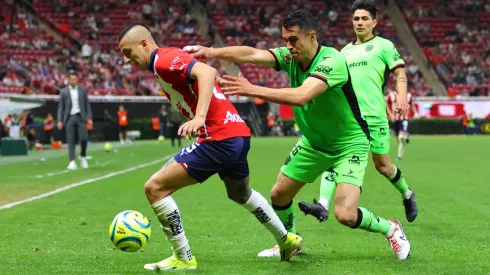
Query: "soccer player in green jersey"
188 9 411 260
299 0 418 224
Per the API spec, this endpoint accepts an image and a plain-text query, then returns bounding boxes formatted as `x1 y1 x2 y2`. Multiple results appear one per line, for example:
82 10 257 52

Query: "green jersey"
269 46 369 150
341 36 405 121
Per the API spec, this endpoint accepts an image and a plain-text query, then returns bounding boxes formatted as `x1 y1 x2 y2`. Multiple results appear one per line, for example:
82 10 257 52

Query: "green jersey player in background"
299 0 418 224
188 9 411 260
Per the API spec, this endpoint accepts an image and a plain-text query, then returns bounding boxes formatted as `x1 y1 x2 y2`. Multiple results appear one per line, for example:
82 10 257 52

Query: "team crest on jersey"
365 45 373 52
284 54 292 65
392 51 401 62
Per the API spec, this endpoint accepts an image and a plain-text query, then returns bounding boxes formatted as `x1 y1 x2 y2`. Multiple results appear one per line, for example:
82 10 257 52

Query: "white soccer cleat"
387 220 411 260
258 245 280 257
80 157 88 169
257 243 303 258
67 160 77 170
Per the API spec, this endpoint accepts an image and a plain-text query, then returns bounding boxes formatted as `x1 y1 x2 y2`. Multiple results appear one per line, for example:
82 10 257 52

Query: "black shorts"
119 125 128 132
394 120 408 135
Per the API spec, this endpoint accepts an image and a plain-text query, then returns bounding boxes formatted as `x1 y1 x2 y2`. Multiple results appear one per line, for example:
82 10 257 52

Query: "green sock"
319 168 336 208
356 207 392 236
388 165 409 196
272 201 296 234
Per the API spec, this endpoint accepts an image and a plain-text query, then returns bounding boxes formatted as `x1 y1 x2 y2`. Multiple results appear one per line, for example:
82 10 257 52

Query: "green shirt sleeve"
309 54 348 88
381 41 405 71
268 47 292 72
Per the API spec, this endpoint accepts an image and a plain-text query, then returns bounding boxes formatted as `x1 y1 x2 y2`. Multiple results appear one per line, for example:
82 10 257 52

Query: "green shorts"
368 121 391 155
281 137 369 188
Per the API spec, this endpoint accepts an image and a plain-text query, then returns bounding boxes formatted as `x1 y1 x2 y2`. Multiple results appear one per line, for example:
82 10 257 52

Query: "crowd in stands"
403 0 490 96
0 0 488 98
208 0 430 96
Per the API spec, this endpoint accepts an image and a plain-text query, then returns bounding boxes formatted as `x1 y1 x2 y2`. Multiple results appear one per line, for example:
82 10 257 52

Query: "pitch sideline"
0 155 173 211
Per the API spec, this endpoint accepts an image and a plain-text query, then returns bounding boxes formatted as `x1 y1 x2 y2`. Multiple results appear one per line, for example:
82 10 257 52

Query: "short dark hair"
283 9 318 32
117 23 152 42
350 0 377 19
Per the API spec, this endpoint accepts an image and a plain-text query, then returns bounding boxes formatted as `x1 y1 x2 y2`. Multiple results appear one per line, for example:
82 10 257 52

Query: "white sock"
318 198 329 211
151 196 193 261
403 189 413 200
241 189 288 243
397 138 404 158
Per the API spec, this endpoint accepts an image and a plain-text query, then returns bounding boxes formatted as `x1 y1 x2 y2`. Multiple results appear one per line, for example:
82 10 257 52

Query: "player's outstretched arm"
393 67 408 116
178 62 217 137
221 74 327 107
185 45 276 68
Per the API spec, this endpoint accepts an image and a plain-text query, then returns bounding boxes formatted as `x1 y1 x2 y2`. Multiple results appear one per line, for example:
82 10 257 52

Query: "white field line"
0 155 172 211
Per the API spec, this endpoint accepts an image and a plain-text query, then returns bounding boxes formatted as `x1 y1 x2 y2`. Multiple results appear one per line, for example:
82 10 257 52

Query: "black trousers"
65 114 88 161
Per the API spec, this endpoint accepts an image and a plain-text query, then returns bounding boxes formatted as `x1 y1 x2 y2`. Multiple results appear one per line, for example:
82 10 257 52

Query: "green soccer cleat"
144 254 197 271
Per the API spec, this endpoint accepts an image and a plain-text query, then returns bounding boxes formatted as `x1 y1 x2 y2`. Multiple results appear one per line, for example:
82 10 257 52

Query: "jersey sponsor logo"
392 51 401 62
169 56 186 72
348 155 361 165
348 61 368 68
251 207 271 224
167 209 184 236
314 65 333 74
223 111 245 124
284 155 291 165
365 45 374 52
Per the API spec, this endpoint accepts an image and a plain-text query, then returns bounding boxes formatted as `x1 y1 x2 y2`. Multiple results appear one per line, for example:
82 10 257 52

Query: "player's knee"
270 186 289 206
144 177 171 201
334 208 357 227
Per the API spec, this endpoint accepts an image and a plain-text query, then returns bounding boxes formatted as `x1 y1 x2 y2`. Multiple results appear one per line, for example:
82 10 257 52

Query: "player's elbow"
295 95 310 107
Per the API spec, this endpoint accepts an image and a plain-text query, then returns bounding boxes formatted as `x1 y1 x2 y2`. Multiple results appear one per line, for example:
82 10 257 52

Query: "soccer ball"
157 135 165 142
104 143 112 152
109 210 151 252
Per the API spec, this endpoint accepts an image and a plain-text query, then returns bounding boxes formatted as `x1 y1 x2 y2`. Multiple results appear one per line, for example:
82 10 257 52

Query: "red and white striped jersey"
149 47 251 142
387 91 413 121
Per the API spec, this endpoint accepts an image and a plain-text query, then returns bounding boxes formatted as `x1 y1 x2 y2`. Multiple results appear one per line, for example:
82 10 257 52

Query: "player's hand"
178 117 205 137
183 45 215 61
396 97 408 117
220 73 255 97
57 121 62 130
216 76 225 88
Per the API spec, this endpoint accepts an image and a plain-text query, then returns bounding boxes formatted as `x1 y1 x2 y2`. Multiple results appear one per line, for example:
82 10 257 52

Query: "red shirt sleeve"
154 49 198 84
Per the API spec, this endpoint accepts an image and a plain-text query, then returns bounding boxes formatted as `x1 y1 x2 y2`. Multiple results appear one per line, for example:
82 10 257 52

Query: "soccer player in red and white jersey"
117 24 302 271
386 90 418 161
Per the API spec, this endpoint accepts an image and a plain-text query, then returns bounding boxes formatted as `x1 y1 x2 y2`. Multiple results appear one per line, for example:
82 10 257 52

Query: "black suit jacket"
57 86 92 125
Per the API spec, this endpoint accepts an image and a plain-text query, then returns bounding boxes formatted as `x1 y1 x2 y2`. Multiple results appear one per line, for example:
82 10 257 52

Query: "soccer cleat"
257 233 303 260
298 199 329 222
387 220 411 260
143 255 197 271
257 245 280 257
403 189 418 222
80 157 88 169
279 232 303 261
67 160 77 170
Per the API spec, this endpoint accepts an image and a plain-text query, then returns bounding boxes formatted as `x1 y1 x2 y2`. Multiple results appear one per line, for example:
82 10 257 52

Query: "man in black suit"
57 70 92 170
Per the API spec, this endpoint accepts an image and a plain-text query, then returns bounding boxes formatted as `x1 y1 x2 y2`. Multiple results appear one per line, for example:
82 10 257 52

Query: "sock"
397 137 404 158
151 196 193 261
352 207 392 236
241 190 288 242
388 165 410 198
319 168 336 210
272 201 296 234
80 140 87 157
